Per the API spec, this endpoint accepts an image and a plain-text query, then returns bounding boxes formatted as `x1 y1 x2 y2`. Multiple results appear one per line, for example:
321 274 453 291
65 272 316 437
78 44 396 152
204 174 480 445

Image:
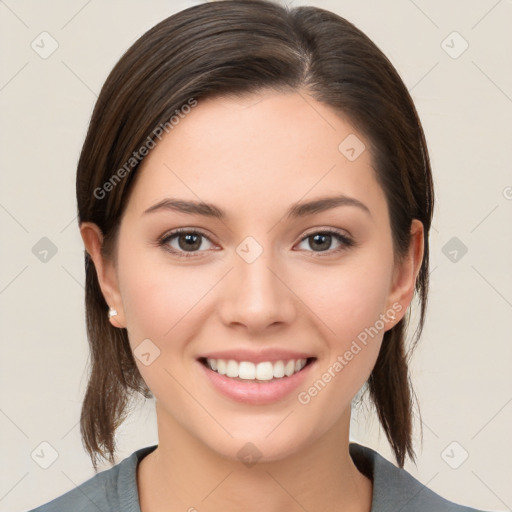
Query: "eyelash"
157 227 355 259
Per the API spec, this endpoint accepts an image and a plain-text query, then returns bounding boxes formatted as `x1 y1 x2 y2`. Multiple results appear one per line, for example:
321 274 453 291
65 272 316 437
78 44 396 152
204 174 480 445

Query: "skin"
81 90 424 512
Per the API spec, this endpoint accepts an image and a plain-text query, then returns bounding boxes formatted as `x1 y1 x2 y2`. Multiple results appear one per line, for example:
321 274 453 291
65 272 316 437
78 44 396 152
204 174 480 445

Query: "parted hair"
76 0 433 470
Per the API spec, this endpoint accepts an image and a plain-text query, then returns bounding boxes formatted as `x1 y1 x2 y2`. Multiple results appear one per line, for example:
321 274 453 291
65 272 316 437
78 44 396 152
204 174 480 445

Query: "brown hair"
77 0 433 469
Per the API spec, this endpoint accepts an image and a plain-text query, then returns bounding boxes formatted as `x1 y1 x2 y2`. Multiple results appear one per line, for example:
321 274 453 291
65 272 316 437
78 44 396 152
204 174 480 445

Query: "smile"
197 356 317 405
201 357 314 381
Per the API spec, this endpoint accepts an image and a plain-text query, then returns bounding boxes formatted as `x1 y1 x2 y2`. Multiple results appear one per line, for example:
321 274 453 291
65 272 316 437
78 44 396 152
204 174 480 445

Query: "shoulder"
25 445 157 512
349 442 490 512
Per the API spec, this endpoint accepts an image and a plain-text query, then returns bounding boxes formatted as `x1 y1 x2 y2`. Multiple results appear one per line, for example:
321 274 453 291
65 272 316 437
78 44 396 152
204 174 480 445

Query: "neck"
137 403 372 512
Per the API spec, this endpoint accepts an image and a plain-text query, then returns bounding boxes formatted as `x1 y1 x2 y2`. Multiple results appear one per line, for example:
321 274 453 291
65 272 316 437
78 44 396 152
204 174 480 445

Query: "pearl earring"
108 307 118 319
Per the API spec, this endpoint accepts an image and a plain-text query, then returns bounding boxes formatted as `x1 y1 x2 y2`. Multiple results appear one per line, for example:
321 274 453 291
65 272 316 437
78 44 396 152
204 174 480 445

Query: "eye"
159 228 216 258
158 227 355 259
296 229 354 256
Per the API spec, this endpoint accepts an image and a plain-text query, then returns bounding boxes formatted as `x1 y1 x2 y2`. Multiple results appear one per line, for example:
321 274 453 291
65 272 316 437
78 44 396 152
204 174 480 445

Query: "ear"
384 219 424 329
80 222 126 329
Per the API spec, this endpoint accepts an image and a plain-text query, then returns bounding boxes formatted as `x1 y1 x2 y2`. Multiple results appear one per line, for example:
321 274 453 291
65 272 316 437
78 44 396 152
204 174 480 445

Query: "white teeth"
273 360 285 378
226 360 238 378
205 358 308 381
216 359 227 375
285 360 295 376
255 362 274 381
239 361 256 380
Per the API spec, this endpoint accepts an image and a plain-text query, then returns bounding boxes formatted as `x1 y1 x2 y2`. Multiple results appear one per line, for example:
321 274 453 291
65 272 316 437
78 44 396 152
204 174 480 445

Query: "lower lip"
197 359 316 405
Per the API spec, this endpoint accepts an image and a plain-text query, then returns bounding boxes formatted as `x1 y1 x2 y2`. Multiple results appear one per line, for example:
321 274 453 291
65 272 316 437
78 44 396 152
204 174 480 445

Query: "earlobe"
107 306 124 329
80 222 126 329
385 219 425 329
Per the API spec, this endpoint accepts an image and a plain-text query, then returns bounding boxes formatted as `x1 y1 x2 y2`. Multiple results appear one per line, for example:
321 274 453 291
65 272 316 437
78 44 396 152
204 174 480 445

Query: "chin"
198 424 314 466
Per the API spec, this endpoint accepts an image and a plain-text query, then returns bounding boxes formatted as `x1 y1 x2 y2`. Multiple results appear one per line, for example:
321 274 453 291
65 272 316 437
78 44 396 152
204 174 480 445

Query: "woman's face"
93 91 421 462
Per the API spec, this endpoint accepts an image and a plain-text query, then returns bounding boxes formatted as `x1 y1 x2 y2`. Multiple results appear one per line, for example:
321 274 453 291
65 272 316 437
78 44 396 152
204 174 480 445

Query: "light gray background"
1 0 511 511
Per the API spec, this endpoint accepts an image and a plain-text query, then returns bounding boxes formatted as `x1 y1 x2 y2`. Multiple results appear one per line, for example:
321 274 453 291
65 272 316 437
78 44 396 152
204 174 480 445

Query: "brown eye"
297 229 354 255
176 233 202 251
160 229 215 258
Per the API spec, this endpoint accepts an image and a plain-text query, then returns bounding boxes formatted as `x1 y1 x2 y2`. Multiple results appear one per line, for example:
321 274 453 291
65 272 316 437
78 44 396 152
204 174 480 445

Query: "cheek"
119 257 211 342
116 250 213 397
294 244 395 406
294 258 394 420
329 269 389 342
300 246 394 346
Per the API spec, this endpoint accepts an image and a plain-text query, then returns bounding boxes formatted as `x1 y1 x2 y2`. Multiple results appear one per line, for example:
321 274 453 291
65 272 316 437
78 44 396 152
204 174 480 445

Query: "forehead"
126 91 386 220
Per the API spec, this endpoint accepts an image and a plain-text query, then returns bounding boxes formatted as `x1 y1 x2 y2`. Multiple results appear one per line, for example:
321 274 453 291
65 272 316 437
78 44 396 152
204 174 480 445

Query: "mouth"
197 356 317 382
197 355 317 405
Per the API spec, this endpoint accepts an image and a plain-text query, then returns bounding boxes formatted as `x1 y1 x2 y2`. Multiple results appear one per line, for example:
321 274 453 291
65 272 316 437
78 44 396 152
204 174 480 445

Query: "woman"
28 1 488 510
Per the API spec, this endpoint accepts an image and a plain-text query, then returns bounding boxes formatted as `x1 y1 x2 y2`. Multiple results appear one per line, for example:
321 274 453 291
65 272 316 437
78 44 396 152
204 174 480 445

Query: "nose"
217 246 297 334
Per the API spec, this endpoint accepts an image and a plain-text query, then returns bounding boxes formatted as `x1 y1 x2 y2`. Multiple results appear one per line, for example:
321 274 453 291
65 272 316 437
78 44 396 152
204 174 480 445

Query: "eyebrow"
143 194 372 220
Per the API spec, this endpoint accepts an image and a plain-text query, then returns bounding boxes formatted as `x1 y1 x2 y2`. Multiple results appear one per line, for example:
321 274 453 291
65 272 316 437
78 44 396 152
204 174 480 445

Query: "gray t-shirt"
26 442 487 512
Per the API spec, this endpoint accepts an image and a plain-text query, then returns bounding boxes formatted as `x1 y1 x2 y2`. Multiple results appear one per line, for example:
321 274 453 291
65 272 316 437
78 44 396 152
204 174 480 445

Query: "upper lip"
198 349 316 364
